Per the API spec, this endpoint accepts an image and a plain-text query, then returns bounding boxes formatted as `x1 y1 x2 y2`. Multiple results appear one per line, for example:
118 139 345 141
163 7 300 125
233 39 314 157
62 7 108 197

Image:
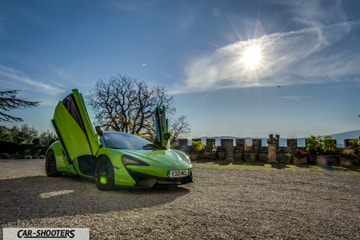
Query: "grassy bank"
192 160 360 174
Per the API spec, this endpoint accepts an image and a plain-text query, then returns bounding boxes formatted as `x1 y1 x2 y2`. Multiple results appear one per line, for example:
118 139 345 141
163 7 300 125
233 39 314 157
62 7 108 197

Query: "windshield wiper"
142 144 162 150
108 146 124 150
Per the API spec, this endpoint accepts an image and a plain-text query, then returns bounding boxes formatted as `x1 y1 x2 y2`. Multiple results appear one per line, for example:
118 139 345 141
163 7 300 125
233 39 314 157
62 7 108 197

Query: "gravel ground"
0 159 359 239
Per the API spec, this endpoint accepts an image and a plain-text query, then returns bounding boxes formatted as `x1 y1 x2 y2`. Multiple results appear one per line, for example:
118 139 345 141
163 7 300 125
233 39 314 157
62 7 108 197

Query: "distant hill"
326 130 360 141
322 130 360 148
199 131 360 140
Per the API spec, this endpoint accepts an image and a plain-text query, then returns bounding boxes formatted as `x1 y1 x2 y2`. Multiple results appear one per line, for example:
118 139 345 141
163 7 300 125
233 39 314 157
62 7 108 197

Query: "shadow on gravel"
0 175 189 224
270 163 289 169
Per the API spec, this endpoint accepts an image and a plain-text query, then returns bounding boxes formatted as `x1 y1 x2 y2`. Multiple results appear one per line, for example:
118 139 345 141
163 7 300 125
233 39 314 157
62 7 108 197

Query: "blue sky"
1 0 360 138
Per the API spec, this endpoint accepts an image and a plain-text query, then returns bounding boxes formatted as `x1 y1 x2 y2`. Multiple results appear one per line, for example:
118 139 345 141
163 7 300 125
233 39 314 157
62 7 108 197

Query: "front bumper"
126 169 193 188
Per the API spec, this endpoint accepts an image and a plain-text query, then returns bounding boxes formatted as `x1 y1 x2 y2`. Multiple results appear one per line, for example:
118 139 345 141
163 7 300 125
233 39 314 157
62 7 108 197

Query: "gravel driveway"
0 159 359 239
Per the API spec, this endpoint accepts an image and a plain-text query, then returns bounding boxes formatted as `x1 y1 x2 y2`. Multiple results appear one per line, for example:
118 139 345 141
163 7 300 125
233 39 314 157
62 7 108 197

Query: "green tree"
39 130 57 145
0 90 39 122
0 125 56 146
8 126 20 143
14 124 38 144
0 125 11 141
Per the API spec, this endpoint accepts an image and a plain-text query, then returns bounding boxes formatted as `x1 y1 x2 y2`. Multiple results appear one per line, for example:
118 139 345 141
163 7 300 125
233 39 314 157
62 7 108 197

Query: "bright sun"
242 45 262 70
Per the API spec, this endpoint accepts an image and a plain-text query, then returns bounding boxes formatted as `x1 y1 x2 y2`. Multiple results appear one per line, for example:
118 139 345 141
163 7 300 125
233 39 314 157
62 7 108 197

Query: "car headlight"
174 151 192 165
122 155 149 166
185 154 192 165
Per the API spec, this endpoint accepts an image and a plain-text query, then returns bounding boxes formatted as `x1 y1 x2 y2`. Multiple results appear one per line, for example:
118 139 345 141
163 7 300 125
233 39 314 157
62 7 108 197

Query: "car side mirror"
95 126 104 136
163 132 170 141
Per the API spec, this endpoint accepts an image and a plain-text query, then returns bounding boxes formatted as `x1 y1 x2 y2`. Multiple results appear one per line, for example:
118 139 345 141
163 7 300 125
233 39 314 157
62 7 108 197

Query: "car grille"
126 169 193 188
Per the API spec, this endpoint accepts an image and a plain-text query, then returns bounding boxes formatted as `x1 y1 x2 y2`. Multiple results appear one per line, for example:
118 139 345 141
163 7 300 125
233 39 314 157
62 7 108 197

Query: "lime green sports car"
45 89 192 190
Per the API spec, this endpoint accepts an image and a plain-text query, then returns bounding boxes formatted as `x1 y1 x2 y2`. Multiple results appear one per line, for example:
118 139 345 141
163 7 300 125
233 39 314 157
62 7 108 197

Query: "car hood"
120 149 191 168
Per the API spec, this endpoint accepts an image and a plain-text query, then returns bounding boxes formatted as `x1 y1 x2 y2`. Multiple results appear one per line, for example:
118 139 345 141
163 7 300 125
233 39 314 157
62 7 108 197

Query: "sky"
1 0 360 139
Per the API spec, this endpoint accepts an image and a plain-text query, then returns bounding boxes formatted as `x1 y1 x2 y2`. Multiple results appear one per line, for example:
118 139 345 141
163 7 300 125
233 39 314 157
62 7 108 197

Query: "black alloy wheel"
45 149 60 177
94 156 115 191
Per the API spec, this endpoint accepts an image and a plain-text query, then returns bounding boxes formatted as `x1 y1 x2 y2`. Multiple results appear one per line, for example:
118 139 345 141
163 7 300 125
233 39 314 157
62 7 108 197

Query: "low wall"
174 137 359 165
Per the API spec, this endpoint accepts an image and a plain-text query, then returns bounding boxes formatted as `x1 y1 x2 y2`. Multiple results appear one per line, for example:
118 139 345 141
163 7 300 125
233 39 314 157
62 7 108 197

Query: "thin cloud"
100 0 156 12
174 21 359 94
173 1 360 94
276 95 311 100
0 65 64 96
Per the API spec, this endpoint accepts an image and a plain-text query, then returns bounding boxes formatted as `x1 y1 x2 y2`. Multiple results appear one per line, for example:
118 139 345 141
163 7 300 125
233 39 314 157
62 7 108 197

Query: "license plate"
168 170 188 178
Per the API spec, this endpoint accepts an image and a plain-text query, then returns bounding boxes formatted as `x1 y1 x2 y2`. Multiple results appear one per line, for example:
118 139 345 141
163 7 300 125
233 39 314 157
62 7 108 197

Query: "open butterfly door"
52 89 99 161
153 106 170 149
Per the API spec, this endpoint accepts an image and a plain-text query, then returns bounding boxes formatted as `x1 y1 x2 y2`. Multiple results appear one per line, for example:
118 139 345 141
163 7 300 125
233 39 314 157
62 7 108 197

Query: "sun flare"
242 45 262 70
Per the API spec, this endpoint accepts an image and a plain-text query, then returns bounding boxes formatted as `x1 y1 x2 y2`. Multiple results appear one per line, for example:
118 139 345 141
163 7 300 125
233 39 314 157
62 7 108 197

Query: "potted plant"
191 139 204 161
341 136 360 165
306 135 337 166
204 140 217 160
348 137 360 154
340 148 354 166
306 135 323 163
293 149 308 164
321 136 337 164
322 136 337 154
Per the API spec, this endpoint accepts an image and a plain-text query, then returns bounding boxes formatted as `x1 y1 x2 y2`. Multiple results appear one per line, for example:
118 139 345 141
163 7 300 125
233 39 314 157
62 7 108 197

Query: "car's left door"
52 89 99 161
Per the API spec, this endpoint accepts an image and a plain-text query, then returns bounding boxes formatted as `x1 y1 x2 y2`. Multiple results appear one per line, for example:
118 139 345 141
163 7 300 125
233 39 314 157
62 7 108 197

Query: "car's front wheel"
94 156 114 191
45 149 60 177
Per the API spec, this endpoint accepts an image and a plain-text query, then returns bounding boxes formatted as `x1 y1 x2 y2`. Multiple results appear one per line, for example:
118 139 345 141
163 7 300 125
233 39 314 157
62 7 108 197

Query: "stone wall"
174 137 359 165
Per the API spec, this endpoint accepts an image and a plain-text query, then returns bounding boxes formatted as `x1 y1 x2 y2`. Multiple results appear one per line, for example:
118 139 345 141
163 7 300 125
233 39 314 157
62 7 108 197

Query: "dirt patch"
1 159 359 239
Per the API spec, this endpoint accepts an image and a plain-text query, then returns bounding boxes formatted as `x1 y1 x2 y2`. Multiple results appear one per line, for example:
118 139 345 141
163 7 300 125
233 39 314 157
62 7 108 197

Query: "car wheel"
45 149 60 177
95 156 114 191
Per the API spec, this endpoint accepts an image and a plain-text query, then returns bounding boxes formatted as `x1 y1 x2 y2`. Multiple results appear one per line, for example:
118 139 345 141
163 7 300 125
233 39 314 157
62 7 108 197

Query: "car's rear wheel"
45 149 60 177
95 156 114 191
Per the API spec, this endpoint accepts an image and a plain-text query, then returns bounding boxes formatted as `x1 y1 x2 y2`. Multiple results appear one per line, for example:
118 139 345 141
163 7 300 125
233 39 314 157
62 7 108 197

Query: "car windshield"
102 132 162 150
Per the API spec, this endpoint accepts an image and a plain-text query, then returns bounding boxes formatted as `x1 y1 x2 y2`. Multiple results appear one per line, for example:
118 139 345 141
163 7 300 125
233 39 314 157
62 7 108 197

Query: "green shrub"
322 136 337 154
306 135 337 154
342 148 354 156
306 136 323 154
348 137 360 154
0 152 11 159
192 139 204 153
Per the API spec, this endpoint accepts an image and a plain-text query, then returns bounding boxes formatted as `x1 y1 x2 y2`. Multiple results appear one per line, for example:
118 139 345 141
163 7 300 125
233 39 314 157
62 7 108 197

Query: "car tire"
45 149 60 177
95 156 115 191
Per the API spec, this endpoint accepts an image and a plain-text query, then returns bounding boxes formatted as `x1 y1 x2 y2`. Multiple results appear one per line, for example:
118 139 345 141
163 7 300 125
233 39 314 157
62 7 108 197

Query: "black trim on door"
51 119 71 163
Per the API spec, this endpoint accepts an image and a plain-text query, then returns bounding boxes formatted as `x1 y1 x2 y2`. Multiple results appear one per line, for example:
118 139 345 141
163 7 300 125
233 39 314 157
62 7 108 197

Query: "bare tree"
171 115 191 142
0 90 39 122
89 74 175 136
